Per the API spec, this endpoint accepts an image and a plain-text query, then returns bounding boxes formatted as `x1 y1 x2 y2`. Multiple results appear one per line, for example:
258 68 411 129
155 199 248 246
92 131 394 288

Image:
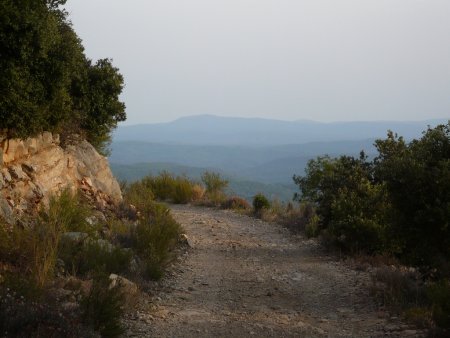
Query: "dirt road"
125 205 421 337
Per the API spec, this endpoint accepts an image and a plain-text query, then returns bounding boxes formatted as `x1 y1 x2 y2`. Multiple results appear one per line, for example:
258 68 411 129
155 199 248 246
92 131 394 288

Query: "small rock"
61 232 89 244
109 274 139 306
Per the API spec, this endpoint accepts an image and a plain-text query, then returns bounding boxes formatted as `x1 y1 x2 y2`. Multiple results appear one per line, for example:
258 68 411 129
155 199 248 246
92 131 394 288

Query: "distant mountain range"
114 115 447 145
110 115 448 201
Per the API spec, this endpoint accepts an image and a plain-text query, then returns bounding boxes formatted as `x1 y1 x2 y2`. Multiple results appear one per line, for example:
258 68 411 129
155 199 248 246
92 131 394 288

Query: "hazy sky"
65 0 450 125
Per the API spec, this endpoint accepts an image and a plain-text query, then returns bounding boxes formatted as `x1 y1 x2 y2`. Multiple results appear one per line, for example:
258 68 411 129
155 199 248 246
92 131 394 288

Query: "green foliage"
294 123 450 264
427 280 450 330
125 172 197 205
327 182 390 254
374 126 450 268
171 177 195 204
59 239 132 276
0 190 95 287
43 189 93 233
252 193 270 213
120 175 184 279
146 171 175 201
0 0 126 153
131 203 182 280
81 273 125 338
305 214 320 238
201 171 228 195
124 178 155 210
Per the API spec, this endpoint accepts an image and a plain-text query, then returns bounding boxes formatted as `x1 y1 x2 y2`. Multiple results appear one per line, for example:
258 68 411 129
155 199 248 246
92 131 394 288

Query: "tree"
375 123 450 268
0 0 126 154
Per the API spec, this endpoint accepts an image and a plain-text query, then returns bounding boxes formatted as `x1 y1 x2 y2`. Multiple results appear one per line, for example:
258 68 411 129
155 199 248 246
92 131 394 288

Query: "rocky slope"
0 132 122 223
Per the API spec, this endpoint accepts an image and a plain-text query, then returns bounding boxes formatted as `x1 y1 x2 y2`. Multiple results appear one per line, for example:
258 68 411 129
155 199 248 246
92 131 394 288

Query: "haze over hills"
110 115 448 201
114 115 447 145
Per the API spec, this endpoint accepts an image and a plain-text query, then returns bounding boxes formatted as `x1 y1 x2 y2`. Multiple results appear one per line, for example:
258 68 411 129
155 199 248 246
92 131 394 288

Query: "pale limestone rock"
0 132 122 223
2 168 11 183
53 134 60 145
9 165 27 180
109 274 139 307
25 137 38 155
42 131 53 148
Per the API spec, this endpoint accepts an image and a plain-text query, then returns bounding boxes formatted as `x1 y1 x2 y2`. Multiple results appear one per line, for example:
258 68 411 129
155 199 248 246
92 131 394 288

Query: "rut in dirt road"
125 205 421 338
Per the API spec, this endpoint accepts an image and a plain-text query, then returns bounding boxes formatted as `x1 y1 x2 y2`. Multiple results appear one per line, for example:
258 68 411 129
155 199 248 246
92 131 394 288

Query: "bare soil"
124 205 423 337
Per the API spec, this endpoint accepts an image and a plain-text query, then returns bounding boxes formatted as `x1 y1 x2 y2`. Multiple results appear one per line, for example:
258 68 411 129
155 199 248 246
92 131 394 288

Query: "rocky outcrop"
0 132 122 223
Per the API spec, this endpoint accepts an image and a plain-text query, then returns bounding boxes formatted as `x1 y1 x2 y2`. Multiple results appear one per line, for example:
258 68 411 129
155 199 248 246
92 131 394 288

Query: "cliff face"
0 132 122 223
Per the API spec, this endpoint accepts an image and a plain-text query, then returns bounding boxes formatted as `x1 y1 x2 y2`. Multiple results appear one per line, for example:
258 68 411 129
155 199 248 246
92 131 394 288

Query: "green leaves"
0 0 126 153
293 122 450 268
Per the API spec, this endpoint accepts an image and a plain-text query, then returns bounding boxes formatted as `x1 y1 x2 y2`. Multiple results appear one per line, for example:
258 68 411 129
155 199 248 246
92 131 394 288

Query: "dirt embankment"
125 205 422 338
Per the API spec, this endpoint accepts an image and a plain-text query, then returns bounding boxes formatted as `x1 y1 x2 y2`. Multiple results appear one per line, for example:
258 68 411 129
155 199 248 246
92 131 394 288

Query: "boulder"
109 274 139 307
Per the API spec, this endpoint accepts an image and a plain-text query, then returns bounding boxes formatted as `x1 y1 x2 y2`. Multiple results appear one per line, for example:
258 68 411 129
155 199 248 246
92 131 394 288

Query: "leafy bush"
374 126 450 268
294 123 450 332
252 193 270 213
81 273 125 338
0 0 126 153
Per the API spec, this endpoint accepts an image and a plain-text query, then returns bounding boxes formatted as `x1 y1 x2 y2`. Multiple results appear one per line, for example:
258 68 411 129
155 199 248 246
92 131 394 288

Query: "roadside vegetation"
0 184 183 337
292 122 450 336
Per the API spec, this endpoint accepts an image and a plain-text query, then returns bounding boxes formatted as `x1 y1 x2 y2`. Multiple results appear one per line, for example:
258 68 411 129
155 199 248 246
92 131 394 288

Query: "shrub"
126 173 199 204
201 171 228 195
222 196 251 211
59 238 132 276
132 203 182 280
124 179 154 210
172 178 195 204
253 193 270 213
305 214 320 238
371 266 425 311
81 273 125 338
427 280 450 331
191 184 205 201
147 171 175 201
43 189 94 234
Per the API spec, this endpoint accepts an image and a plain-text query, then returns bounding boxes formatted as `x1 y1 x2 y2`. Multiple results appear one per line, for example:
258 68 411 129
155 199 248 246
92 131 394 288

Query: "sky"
65 0 450 125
